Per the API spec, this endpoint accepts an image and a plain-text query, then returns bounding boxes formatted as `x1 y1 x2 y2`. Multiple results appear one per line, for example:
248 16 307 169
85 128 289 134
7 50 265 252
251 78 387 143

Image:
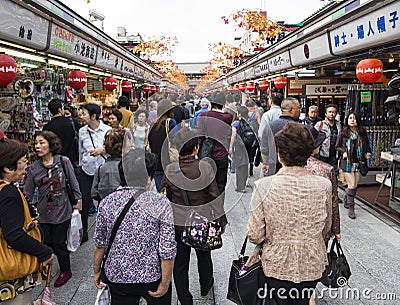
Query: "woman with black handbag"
247 124 332 305
0 137 54 304
24 131 82 287
161 127 227 305
336 112 371 219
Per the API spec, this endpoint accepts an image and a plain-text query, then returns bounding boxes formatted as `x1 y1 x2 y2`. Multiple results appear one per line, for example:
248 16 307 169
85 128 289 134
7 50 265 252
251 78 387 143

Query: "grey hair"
200 98 210 108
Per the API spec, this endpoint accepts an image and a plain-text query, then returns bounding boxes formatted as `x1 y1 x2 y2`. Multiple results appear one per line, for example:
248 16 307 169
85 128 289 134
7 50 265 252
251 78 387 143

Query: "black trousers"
266 277 319 305
214 158 228 201
41 219 70 272
109 280 172 305
78 170 94 240
173 236 213 305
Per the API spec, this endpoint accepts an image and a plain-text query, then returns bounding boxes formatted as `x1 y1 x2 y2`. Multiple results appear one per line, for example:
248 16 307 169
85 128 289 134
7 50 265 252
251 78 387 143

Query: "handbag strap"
175 163 190 207
88 129 107 160
102 190 144 267
60 156 70 184
69 117 78 138
239 236 248 258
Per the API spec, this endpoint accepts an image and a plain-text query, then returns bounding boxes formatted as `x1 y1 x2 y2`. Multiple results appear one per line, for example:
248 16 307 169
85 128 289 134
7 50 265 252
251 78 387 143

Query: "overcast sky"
60 0 328 63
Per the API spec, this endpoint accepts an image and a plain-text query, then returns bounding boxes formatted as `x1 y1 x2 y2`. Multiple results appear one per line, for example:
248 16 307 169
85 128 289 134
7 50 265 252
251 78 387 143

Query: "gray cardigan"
24 155 81 224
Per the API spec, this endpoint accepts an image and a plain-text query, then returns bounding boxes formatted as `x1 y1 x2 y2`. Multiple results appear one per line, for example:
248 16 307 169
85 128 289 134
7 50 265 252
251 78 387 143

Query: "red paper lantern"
259 80 269 91
150 85 157 92
234 84 239 90
274 76 287 89
356 58 383 84
228 86 236 92
143 84 151 92
0 54 17 87
121 80 132 92
247 82 255 91
104 77 118 91
238 83 246 92
67 69 87 90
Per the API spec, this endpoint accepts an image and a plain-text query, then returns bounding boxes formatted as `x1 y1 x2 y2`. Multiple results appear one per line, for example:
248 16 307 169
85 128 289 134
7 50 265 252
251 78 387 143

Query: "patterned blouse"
247 166 332 283
305 156 340 238
93 187 177 284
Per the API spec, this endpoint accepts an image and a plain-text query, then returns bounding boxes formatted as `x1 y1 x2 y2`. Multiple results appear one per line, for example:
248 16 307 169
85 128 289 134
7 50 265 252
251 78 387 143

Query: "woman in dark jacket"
161 127 227 305
336 112 371 219
148 99 176 192
0 138 54 304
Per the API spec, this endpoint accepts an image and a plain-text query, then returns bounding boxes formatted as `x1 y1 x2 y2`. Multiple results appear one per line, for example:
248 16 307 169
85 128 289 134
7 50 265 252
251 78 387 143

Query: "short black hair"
325 104 338 113
175 127 198 156
120 149 157 187
134 109 149 122
0 138 28 177
109 109 123 123
274 123 313 166
237 105 249 119
82 103 101 120
118 95 130 108
48 98 63 116
271 92 284 106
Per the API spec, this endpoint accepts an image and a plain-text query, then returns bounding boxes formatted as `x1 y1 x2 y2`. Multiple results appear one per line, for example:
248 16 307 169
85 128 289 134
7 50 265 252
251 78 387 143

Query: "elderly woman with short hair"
247 123 332 305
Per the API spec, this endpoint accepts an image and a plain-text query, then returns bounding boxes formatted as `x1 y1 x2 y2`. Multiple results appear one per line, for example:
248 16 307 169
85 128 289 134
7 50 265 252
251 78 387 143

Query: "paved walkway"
32 167 400 304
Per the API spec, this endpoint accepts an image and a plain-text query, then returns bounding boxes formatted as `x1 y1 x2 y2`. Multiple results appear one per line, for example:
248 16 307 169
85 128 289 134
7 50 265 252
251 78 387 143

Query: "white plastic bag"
67 210 82 252
94 285 110 305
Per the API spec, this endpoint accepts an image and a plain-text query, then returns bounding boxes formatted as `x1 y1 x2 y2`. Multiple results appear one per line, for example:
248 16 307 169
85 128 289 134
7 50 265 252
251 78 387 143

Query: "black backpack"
238 119 256 146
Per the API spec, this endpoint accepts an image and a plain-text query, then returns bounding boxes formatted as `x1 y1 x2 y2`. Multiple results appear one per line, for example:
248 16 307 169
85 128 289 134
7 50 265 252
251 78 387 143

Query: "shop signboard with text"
0 0 49 51
305 84 349 96
330 2 400 55
48 23 96 65
268 51 292 73
96 46 126 74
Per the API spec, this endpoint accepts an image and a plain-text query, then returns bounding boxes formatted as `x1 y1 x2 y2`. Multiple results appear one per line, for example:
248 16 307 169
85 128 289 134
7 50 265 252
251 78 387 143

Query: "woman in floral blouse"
247 123 332 305
93 149 176 304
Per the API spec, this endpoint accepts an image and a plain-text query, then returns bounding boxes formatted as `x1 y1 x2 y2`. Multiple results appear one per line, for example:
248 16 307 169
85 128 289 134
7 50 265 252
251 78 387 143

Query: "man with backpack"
229 105 257 192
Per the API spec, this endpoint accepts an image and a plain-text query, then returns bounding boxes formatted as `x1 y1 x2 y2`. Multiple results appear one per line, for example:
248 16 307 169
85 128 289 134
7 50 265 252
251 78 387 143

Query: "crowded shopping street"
0 0 400 304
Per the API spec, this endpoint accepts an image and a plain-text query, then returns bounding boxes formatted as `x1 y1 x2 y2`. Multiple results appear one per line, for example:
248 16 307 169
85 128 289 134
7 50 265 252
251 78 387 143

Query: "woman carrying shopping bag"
24 131 82 287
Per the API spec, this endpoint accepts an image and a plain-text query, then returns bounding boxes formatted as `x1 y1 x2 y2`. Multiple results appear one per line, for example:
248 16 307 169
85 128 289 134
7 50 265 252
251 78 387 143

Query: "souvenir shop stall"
0 0 163 160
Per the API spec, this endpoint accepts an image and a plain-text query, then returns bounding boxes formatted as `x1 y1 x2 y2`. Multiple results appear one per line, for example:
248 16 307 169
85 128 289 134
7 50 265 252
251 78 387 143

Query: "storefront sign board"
48 23 96 65
268 51 292 73
290 34 333 66
305 84 348 96
330 2 400 55
0 0 49 50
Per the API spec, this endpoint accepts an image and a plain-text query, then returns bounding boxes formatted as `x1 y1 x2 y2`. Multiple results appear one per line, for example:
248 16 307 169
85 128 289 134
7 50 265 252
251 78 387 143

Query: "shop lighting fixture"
46 59 89 72
388 53 395 63
20 62 38 69
0 47 46 63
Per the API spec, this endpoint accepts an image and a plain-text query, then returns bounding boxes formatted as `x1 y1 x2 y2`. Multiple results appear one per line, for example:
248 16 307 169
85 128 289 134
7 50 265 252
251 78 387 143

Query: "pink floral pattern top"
94 187 177 284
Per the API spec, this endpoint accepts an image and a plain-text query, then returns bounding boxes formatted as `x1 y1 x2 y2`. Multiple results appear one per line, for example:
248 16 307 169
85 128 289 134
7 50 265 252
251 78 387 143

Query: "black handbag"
227 237 267 305
198 112 213 159
60 156 77 205
176 164 222 251
358 160 368 176
321 238 351 288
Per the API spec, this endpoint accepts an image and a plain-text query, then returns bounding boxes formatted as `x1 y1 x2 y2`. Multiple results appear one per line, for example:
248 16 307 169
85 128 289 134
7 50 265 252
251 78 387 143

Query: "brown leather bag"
0 183 42 281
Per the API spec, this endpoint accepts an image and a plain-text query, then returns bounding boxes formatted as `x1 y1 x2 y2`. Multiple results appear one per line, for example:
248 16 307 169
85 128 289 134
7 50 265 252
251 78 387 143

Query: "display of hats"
14 78 34 98
388 73 400 89
384 87 400 104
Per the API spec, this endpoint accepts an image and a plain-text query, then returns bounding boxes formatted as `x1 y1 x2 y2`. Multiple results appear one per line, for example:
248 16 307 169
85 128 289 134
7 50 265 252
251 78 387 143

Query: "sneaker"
88 207 98 216
54 269 72 287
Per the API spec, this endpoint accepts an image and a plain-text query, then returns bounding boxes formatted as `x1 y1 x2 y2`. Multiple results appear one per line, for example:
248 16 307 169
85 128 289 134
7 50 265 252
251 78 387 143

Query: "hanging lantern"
247 81 255 91
67 69 87 90
143 83 151 92
274 76 287 89
150 84 157 92
104 77 118 91
238 83 246 92
121 80 132 92
0 54 17 87
259 80 269 91
227 86 236 92
356 58 383 84
234 84 239 91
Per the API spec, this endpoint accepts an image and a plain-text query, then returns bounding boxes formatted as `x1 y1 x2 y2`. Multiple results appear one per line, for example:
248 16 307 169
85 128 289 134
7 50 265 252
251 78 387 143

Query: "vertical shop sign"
360 91 372 103
330 2 400 55
0 0 49 50
48 23 96 65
